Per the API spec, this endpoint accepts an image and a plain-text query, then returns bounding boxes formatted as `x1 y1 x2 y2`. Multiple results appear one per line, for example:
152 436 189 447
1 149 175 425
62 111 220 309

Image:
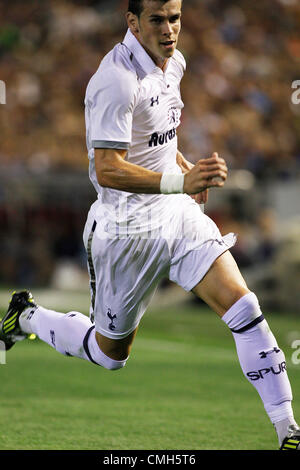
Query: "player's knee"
222 292 263 332
103 357 128 371
240 291 261 316
94 330 134 369
94 343 129 370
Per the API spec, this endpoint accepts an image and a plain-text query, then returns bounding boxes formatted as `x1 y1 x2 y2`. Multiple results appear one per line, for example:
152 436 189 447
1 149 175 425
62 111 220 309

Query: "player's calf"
222 292 298 446
5 291 128 371
95 328 137 362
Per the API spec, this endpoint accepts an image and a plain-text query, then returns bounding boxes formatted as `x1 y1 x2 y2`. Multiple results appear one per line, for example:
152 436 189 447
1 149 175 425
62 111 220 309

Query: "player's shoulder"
86 43 138 103
171 49 186 76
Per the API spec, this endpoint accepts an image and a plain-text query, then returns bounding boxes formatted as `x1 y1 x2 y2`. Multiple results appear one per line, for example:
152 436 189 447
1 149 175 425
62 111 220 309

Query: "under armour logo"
259 347 280 359
150 96 159 107
26 309 36 320
107 308 117 331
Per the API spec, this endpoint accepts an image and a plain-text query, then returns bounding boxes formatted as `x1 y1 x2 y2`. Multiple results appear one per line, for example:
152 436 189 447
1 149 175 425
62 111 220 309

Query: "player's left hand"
190 188 209 204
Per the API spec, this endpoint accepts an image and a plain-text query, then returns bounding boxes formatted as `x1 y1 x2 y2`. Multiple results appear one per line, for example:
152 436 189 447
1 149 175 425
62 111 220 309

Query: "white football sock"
274 417 297 446
19 306 127 370
222 292 296 444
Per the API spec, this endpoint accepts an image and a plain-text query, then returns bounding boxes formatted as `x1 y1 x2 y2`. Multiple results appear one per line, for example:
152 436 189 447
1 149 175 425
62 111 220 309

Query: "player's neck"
161 58 169 72
144 47 169 71
136 39 169 71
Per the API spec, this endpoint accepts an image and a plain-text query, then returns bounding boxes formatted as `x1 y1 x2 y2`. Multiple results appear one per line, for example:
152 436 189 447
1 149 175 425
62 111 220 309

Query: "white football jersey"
85 29 188 235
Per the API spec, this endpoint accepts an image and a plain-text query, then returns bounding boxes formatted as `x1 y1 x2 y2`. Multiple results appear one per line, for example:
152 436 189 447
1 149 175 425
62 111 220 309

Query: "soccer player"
1 0 299 450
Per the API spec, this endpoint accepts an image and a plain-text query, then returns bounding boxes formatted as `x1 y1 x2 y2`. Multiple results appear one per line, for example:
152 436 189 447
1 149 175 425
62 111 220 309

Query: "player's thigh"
192 250 250 318
90 234 169 358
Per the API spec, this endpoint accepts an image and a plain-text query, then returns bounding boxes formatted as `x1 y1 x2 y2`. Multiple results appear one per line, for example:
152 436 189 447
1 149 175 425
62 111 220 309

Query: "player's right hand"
183 152 227 195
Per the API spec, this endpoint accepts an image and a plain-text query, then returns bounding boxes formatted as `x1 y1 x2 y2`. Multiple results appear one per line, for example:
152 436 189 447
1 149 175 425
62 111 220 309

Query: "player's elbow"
94 148 127 189
96 168 113 188
95 159 117 188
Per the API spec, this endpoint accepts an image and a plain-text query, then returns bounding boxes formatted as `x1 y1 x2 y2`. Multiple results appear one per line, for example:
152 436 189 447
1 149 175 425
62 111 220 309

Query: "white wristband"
160 173 185 194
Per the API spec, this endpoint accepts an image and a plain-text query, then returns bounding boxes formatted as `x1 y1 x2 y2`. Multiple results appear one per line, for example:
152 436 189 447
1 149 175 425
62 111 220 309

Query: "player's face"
128 0 182 68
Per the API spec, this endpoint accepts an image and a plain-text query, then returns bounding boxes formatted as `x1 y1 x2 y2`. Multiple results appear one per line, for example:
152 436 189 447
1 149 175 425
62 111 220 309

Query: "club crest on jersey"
168 106 180 126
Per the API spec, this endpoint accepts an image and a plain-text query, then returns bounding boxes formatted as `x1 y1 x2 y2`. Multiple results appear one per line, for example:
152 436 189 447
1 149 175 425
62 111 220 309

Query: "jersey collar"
122 29 162 78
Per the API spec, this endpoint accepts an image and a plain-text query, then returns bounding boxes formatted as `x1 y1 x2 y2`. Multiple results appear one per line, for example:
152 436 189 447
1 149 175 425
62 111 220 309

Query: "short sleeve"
89 68 137 150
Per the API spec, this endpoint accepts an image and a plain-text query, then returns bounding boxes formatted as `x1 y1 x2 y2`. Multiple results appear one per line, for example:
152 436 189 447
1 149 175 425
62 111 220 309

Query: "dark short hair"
128 0 172 18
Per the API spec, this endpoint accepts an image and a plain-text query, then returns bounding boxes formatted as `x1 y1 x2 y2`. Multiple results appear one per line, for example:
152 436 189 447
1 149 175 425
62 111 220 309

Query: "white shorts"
83 197 236 340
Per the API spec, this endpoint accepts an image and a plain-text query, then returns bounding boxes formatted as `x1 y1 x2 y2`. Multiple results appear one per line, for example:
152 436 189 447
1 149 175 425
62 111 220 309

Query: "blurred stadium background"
1 0 300 452
0 0 300 313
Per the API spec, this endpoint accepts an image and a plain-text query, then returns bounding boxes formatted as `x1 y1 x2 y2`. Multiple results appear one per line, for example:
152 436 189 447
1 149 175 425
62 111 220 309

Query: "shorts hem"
94 323 139 340
181 233 237 291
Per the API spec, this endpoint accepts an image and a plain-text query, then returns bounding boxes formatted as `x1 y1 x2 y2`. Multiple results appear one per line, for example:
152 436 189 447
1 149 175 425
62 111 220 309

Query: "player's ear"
126 12 140 34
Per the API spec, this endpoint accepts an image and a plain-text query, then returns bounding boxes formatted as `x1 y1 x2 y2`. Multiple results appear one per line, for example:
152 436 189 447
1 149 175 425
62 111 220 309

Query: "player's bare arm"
95 148 227 195
95 148 162 193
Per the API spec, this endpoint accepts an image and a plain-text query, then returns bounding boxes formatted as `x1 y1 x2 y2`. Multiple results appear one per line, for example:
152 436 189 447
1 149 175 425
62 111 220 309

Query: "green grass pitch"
0 297 300 450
